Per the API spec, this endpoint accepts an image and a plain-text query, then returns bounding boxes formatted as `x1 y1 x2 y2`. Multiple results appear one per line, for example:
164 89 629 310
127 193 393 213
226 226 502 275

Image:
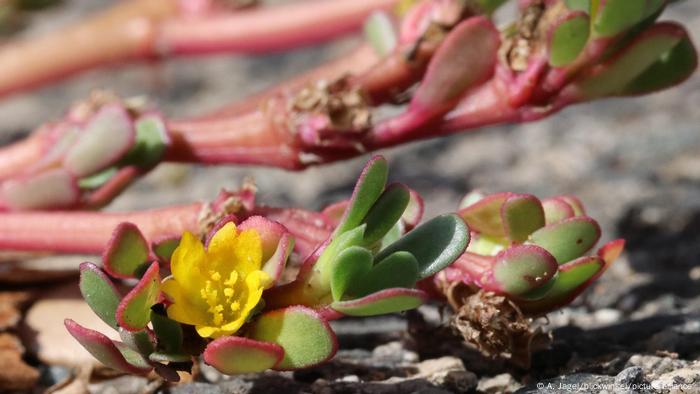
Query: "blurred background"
0 0 699 393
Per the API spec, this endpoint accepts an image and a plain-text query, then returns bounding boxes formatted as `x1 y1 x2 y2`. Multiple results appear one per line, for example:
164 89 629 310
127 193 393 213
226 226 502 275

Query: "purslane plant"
0 0 695 211
64 156 471 378
0 0 398 98
0 156 618 372
425 191 624 365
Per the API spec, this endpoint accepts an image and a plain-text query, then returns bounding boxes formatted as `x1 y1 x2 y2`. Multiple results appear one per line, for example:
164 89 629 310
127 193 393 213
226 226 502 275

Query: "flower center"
199 269 245 326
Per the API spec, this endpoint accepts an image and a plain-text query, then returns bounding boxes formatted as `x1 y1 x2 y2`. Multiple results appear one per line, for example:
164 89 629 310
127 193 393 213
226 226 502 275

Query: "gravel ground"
1 1 700 393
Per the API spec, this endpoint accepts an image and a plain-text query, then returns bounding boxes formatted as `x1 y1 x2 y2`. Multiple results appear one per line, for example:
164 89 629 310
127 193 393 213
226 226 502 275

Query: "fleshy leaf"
334 156 388 236
152 238 180 263
239 216 293 284
151 307 183 354
597 238 625 269
620 35 697 96
78 167 118 189
204 336 284 374
402 188 424 230
542 197 576 225
103 222 150 279
348 251 419 298
361 183 410 245
79 262 121 329
564 0 589 11
575 23 687 99
116 262 160 331
364 11 397 57
502 194 545 243
0 168 79 210
331 288 427 316
376 214 470 278
63 104 135 177
119 329 154 355
64 319 151 374
592 0 646 37
458 192 509 237
121 114 170 169
248 306 338 370
549 12 590 67
410 17 499 116
330 246 373 301
528 217 601 264
483 245 558 296
559 195 585 216
519 256 604 314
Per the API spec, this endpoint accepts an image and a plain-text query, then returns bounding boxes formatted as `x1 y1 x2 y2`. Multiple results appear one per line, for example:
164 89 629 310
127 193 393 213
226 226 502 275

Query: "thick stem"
0 0 395 98
0 203 331 257
160 0 398 55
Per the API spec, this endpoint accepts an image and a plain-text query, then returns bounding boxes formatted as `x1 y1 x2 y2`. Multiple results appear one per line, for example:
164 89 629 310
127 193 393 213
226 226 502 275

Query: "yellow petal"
162 278 209 326
170 231 207 296
195 325 221 338
241 270 268 314
233 229 263 274
207 222 238 272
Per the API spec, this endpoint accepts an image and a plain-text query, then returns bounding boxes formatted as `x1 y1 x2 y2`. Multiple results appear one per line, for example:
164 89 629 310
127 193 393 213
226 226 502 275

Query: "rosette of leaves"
264 156 470 319
0 99 170 210
542 0 697 102
449 191 624 314
65 213 314 378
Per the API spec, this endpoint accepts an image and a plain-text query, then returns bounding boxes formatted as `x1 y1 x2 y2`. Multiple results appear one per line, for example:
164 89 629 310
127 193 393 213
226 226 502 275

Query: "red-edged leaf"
528 216 601 263
116 263 160 331
248 306 338 371
64 319 151 374
542 197 576 225
331 288 427 316
597 238 625 271
79 262 121 329
458 192 510 237
334 156 388 236
502 194 545 243
321 200 349 226
63 104 135 177
402 188 424 230
0 168 79 210
480 245 558 296
558 195 585 216
152 237 180 263
102 222 150 279
239 216 293 284
204 336 284 374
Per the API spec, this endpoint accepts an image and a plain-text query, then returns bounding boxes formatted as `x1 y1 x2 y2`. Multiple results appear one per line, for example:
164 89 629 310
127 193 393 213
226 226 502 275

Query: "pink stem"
160 0 399 55
0 203 331 257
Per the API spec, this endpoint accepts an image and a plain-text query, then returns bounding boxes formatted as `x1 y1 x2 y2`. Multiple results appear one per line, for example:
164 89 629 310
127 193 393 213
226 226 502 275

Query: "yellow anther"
224 288 234 297
210 271 222 281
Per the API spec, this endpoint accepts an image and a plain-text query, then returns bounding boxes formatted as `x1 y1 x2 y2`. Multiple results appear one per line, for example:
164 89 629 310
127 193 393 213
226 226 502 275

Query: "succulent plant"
65 156 471 377
429 191 624 365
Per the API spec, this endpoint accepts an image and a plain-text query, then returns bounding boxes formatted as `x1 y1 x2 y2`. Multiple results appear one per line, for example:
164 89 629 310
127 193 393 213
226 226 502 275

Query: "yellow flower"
162 222 272 339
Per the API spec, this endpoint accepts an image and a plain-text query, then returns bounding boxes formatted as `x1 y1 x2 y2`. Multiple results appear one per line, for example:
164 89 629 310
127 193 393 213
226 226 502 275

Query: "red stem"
0 203 331 257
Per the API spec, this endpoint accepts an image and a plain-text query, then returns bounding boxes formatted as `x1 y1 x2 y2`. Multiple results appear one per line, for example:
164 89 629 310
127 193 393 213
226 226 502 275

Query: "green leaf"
489 245 558 296
592 0 646 37
204 337 284 374
152 238 180 263
542 197 576 225
78 167 118 189
103 222 150 279
329 246 373 301
331 288 427 316
0 168 79 210
361 183 410 245
348 252 419 298
119 329 154 355
458 192 508 237
475 0 508 14
151 308 183 354
65 319 151 374
565 0 589 11
620 36 697 96
549 13 590 67
249 306 337 370
528 217 601 264
502 194 545 243
576 23 684 98
376 214 469 278
121 114 170 169
519 256 604 314
116 263 160 331
79 263 121 329
316 225 366 289
364 11 397 57
63 104 135 177
334 156 388 236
